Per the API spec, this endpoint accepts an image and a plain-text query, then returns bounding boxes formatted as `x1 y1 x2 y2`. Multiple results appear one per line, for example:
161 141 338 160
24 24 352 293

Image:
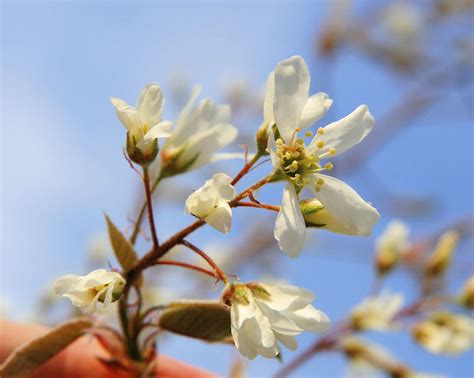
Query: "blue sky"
1 1 473 377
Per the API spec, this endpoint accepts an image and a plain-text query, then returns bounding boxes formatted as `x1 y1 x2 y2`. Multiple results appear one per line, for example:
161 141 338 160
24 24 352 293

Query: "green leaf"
105 214 142 287
0 317 93 378
158 300 232 342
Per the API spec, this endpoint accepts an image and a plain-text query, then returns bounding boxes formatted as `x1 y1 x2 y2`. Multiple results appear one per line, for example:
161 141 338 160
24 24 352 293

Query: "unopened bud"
457 276 474 310
256 122 270 155
424 231 459 278
374 221 409 276
300 199 329 228
126 132 159 166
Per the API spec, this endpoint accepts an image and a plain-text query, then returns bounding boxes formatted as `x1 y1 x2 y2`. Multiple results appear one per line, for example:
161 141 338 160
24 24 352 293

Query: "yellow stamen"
317 141 325 148
324 162 333 171
317 127 324 135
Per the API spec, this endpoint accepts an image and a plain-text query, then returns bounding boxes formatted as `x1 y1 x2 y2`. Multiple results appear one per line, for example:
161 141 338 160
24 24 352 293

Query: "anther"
304 131 313 138
324 162 333 171
317 141 325 149
317 127 324 135
316 178 324 185
329 148 335 156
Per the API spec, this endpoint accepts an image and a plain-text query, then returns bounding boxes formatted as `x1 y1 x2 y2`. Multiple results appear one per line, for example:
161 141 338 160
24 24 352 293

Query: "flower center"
275 128 335 189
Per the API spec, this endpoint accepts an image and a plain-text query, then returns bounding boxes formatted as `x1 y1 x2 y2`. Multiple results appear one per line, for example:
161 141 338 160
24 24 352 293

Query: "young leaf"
0 317 92 378
104 214 142 287
158 300 232 342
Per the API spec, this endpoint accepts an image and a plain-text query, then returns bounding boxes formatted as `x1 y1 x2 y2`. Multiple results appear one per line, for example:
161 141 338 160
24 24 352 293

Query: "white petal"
289 305 331 333
211 173 236 201
263 284 314 310
276 333 298 351
274 183 306 258
308 104 374 157
268 129 279 169
109 97 129 110
299 93 333 130
143 120 173 141
231 297 257 329
205 203 233 233
273 56 310 144
54 274 80 295
263 71 275 125
136 83 164 127
207 152 247 163
311 174 380 236
114 106 140 131
178 123 238 170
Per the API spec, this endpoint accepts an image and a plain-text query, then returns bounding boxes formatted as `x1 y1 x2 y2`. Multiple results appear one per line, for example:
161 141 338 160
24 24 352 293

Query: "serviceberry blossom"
223 282 330 359
55 269 125 314
350 291 404 331
265 56 379 257
412 312 474 355
110 83 172 164
185 173 236 233
160 86 238 176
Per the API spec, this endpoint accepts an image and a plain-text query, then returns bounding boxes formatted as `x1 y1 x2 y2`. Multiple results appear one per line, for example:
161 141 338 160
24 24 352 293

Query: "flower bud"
424 230 459 278
126 132 159 166
374 221 409 276
457 276 474 310
255 122 270 155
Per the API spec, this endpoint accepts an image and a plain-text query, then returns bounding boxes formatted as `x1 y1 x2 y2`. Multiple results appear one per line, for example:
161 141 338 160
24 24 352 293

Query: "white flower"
55 269 126 314
376 221 410 254
382 3 423 40
265 56 379 257
110 83 172 163
225 282 330 359
350 291 404 331
412 312 474 355
374 220 410 274
185 173 236 233
161 86 238 175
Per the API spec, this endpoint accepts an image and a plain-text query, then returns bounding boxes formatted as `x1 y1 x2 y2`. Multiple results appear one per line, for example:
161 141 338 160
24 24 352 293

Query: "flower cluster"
52 55 386 363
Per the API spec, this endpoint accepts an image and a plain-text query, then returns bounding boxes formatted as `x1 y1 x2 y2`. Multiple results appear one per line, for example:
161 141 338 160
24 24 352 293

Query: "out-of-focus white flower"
341 337 442 378
458 276 474 309
350 291 404 331
424 230 459 277
185 173 236 233
374 220 410 275
223 282 330 359
382 3 423 40
264 55 379 257
55 269 126 314
161 86 238 176
412 312 474 355
87 232 111 262
110 83 172 164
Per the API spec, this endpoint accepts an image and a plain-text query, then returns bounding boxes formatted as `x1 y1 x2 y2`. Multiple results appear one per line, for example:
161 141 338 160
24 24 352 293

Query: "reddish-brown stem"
143 166 159 249
231 152 262 185
236 201 280 212
180 240 228 283
152 260 220 280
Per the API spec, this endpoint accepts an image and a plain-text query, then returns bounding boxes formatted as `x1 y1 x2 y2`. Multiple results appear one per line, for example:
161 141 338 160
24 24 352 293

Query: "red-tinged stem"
231 152 262 185
143 166 159 249
180 240 228 283
152 260 221 280
235 201 280 212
